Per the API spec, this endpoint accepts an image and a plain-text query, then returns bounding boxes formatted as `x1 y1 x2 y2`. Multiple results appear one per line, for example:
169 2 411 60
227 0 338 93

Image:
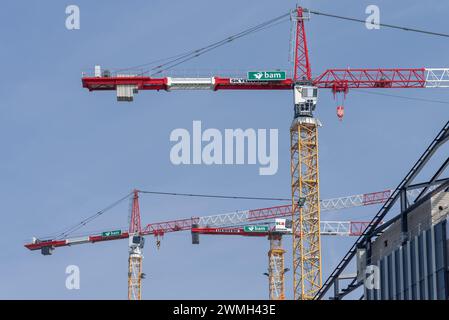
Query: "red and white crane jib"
25 232 130 252
81 67 449 101
201 189 392 226
25 186 430 253
24 189 392 253
24 219 364 252
25 219 371 253
313 68 449 92
211 188 423 226
192 221 372 237
424 68 449 88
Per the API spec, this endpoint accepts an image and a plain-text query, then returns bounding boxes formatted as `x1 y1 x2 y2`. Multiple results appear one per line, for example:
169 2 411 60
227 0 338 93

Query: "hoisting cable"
49 190 289 239
149 17 291 76
117 8 449 76
115 11 292 76
146 14 291 76
138 190 291 201
307 8 449 38
352 89 449 105
54 191 134 239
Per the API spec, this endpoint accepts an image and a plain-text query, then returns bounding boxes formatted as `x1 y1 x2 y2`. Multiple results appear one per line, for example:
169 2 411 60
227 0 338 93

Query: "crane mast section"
128 254 142 300
268 233 286 300
291 120 322 300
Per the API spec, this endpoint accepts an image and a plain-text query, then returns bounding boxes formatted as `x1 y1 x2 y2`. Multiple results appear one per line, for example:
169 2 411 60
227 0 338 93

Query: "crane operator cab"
129 234 145 251
293 85 318 118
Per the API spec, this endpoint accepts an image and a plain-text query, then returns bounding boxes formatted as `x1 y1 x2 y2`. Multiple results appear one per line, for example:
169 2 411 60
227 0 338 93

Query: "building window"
434 220 448 300
418 234 426 299
403 244 409 300
380 257 386 300
395 249 402 299
410 238 417 300
388 254 394 299
426 230 434 300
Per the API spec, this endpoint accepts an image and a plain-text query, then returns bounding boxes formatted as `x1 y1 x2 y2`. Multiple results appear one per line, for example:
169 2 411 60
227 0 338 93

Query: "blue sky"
0 0 448 299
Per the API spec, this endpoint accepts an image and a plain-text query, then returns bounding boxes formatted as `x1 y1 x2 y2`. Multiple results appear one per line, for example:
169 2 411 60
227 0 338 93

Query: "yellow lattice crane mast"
267 232 287 300
290 7 322 300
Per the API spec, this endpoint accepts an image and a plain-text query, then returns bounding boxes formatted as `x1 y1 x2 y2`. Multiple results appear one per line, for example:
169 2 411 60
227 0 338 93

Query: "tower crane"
191 219 372 300
25 188 394 299
80 6 449 299
187 186 429 300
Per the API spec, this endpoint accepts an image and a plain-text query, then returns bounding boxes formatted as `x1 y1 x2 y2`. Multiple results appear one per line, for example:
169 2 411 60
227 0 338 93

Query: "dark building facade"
361 188 449 300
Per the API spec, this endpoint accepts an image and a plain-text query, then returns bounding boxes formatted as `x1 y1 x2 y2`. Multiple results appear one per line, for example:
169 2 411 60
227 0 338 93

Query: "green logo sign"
243 225 269 233
247 71 286 81
101 230 122 237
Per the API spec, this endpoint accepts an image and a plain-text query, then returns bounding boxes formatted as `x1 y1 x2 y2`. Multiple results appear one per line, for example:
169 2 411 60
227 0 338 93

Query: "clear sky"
0 0 448 299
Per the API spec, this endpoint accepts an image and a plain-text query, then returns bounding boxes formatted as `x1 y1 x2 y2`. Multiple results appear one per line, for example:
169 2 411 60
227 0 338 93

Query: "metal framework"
293 7 312 82
424 68 449 88
24 190 375 301
128 251 142 300
191 220 371 301
313 68 426 92
191 221 372 238
197 189 389 228
315 120 449 300
81 68 449 97
291 119 321 300
24 220 372 254
268 233 286 300
196 219 370 301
